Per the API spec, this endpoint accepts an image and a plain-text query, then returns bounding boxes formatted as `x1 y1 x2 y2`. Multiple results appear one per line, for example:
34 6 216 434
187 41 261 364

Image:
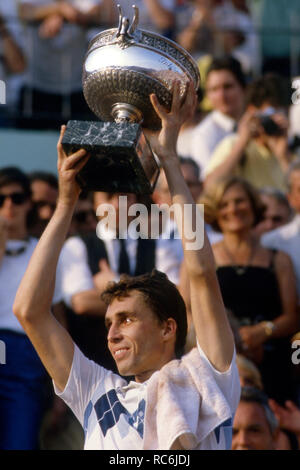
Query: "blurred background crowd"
1 0 300 451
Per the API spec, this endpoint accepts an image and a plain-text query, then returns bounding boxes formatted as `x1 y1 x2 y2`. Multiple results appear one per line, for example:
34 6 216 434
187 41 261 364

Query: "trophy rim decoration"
82 4 201 130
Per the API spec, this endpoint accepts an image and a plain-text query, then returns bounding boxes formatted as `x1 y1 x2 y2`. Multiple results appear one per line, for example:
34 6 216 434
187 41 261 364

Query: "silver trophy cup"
62 4 200 194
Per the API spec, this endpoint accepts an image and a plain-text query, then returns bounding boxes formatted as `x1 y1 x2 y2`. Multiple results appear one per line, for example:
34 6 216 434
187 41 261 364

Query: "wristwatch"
262 321 276 337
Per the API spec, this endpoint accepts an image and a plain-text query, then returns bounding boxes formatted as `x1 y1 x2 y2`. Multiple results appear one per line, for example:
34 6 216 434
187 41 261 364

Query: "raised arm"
13 127 90 391
144 0 175 30
145 82 234 371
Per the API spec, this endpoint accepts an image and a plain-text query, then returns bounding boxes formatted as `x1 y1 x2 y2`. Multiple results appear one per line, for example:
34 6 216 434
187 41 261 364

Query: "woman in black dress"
200 176 299 403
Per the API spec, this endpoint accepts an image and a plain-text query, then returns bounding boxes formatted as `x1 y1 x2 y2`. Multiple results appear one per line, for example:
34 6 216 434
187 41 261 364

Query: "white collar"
212 110 236 132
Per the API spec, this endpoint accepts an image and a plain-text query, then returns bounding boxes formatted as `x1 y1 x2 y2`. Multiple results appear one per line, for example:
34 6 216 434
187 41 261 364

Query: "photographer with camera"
204 74 294 191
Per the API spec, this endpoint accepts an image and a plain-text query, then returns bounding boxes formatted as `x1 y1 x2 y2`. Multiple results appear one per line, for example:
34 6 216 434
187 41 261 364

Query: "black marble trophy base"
61 120 160 194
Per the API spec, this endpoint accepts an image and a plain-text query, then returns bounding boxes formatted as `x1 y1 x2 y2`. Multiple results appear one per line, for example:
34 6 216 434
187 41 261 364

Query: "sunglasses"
74 209 95 223
0 192 28 207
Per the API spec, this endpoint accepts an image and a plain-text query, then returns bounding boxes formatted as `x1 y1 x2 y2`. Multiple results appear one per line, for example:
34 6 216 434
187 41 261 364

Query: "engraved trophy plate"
62 4 200 194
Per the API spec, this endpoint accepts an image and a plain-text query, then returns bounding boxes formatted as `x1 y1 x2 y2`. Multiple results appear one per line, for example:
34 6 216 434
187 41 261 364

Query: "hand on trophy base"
61 120 160 194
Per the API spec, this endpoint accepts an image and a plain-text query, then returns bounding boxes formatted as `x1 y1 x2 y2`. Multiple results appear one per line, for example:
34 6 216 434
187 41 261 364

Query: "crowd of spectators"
0 0 300 127
1 0 300 451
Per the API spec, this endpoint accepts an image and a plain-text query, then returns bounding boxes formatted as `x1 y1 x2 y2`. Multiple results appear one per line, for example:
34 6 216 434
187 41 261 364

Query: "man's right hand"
39 13 63 38
236 108 260 146
57 125 90 209
57 2 81 23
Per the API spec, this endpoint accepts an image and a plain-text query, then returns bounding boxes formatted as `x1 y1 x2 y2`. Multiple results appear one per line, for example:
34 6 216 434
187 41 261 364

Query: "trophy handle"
116 4 123 36
116 4 139 40
128 5 139 35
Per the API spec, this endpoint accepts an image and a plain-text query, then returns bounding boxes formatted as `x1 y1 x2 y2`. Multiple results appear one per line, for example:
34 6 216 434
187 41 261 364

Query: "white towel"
142 347 233 450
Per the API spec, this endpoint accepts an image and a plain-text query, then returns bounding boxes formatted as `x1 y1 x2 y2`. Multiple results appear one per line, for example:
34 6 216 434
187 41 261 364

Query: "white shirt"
61 224 184 300
261 214 300 304
59 237 95 308
189 111 236 173
155 218 183 285
0 237 62 334
54 343 240 450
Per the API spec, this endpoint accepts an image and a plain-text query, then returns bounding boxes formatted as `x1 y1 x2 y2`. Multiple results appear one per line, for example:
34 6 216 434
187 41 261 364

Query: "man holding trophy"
13 6 240 450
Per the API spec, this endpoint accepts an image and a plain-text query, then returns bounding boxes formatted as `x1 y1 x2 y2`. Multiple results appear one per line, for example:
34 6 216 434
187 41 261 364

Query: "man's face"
93 191 137 233
288 170 300 214
72 199 97 235
232 402 276 450
0 183 31 231
105 291 175 382
154 163 202 206
31 180 57 221
206 69 244 119
254 194 291 236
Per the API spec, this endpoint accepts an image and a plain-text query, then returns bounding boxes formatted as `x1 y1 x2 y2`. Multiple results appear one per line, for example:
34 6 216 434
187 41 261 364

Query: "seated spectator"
200 176 298 403
176 0 258 73
0 167 62 449
68 191 97 237
269 398 300 450
205 74 295 191
232 386 279 450
17 0 108 129
187 56 246 173
29 171 58 237
235 365 299 450
262 158 300 305
0 9 26 125
254 187 293 238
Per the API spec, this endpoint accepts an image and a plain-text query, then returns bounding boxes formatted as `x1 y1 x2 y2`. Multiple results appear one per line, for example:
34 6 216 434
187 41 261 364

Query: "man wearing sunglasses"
0 167 62 450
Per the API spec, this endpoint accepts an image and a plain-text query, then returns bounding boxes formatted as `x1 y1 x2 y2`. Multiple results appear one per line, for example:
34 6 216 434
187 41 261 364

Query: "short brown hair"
101 269 188 358
200 177 265 232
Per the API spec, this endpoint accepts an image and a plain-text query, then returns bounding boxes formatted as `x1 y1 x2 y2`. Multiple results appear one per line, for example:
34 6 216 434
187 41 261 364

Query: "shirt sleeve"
196 342 241 415
204 135 238 178
53 344 106 425
59 237 95 308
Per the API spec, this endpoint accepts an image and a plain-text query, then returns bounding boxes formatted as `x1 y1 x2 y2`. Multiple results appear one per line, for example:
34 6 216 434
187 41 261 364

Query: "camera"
257 107 284 136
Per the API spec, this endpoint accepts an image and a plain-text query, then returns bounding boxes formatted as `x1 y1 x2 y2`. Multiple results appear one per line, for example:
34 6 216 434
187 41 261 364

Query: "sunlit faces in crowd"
69 194 97 236
216 183 256 234
232 400 278 450
0 182 31 236
232 387 279 450
205 68 245 120
254 189 292 236
30 178 57 221
93 191 138 235
153 158 203 207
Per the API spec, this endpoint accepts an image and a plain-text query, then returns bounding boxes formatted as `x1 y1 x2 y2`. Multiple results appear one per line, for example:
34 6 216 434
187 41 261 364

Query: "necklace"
222 239 257 275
